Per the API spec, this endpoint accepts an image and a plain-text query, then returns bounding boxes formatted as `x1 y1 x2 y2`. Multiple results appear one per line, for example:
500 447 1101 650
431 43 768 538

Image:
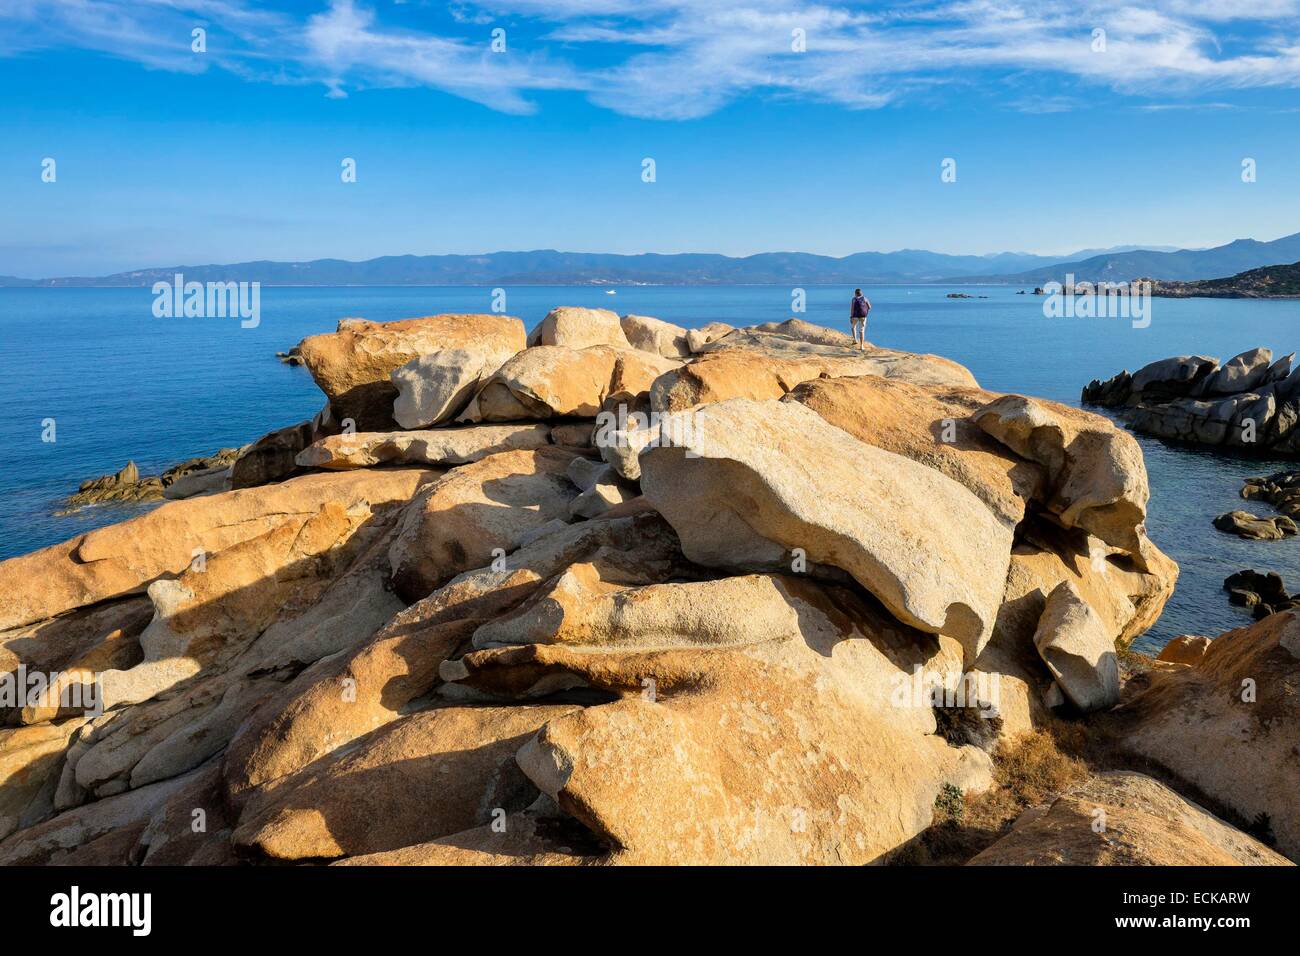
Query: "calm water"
3 285 1299 652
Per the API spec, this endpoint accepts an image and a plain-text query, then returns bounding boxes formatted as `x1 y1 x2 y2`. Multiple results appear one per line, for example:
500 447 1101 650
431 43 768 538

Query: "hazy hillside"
955 232 1300 284
0 246 1172 287
1151 260 1300 298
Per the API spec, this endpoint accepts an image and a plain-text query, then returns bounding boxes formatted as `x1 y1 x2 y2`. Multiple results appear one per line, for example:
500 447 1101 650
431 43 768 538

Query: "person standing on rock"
850 288 871 349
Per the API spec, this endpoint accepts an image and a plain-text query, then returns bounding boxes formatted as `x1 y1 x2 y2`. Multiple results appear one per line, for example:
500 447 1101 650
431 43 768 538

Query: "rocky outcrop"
1083 348 1300 453
970 771 1290 866
972 394 1150 560
298 314 526 429
1223 568 1300 619
2 306 1251 869
1156 634 1211 665
527 307 630 350
1032 580 1120 713
0 468 435 632
1116 611 1300 860
391 343 521 429
652 333 979 412
619 314 690 358
388 447 582 601
462 346 678 422
297 424 551 470
639 398 1013 662
64 449 240 509
1213 510 1297 540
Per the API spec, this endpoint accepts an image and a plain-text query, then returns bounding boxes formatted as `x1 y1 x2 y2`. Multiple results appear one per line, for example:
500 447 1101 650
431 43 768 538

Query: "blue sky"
3 0 1300 276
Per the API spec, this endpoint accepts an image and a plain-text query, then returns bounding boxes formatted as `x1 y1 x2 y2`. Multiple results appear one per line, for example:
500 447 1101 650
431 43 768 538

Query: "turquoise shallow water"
2 284 1299 652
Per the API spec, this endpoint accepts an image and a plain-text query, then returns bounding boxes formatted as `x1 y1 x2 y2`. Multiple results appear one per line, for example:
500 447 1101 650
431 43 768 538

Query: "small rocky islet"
1082 346 1300 453
1 307 1295 866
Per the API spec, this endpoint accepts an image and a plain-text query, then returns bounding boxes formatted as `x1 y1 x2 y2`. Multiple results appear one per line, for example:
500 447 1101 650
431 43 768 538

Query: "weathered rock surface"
1213 509 1297 540
391 342 521 428
1083 348 1300 454
389 447 581 601
527 307 630 350
1116 611 1300 860
970 771 1290 866
1032 580 1120 713
1156 634 1211 665
230 421 316 488
12 309 1270 869
786 375 1041 529
297 424 550 470
445 573 991 865
652 337 979 413
232 705 575 860
298 314 526 429
619 314 690 358
640 398 1013 661
463 346 677 422
0 468 435 632
973 394 1151 559
749 318 857 348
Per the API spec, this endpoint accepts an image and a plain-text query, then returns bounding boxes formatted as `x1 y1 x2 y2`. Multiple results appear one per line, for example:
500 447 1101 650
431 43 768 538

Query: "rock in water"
1082 348 1300 455
639 398 1012 662
297 314 526 429
1032 580 1120 713
1213 510 1298 540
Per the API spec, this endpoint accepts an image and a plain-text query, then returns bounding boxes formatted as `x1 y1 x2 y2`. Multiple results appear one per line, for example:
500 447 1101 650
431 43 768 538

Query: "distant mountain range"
4 237 1296 288
956 232 1300 285
1150 260 1300 298
0 245 1181 288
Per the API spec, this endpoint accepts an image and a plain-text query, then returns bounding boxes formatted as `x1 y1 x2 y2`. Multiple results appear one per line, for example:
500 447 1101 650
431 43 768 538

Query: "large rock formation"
639 398 1013 662
970 771 1289 866
1 307 1260 869
462 346 678 422
1115 610 1300 860
298 314 526 429
1082 348 1300 453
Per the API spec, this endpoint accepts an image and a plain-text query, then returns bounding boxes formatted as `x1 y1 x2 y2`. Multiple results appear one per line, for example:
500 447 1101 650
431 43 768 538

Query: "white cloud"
4 0 1300 117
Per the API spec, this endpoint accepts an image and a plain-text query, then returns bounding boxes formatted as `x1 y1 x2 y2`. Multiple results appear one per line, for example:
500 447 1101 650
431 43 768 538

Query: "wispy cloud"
4 0 1300 118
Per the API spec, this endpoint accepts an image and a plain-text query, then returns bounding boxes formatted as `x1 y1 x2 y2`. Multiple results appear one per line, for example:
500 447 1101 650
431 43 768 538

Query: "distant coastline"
5 235 1294 289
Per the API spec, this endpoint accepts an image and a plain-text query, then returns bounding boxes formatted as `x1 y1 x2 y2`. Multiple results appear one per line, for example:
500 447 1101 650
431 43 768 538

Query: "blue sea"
3 284 1299 652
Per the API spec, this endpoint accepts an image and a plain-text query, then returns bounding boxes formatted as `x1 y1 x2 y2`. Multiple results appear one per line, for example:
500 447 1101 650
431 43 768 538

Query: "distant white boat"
605 289 617 295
